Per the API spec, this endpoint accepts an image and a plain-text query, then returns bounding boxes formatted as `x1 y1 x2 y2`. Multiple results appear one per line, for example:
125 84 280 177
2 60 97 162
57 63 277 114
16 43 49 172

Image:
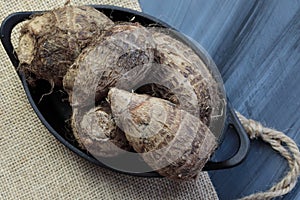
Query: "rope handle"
235 112 300 200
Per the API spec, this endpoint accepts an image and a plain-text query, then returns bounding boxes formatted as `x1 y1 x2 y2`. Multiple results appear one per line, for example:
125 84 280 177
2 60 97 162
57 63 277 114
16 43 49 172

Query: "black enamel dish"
0 5 250 177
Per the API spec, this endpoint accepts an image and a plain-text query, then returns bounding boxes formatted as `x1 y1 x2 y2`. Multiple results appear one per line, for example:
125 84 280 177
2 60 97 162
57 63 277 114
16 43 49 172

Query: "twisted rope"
235 112 300 200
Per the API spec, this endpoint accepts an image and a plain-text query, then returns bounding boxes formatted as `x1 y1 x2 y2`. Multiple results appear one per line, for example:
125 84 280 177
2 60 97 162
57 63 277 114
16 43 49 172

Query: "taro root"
63 23 155 107
108 88 217 180
17 5 114 87
149 28 223 126
71 105 132 158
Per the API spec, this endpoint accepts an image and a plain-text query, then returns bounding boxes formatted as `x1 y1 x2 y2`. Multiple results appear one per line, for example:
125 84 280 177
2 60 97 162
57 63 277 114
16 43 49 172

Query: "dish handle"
204 102 250 170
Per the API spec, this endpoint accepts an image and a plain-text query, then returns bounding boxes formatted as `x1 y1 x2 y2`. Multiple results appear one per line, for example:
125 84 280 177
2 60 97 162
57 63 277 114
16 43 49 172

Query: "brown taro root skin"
149 28 223 127
108 88 217 181
71 105 132 158
17 5 114 87
63 23 155 107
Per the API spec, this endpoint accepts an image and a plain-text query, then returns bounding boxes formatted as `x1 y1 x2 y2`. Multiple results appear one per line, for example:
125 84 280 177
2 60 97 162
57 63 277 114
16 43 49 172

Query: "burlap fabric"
0 1 219 199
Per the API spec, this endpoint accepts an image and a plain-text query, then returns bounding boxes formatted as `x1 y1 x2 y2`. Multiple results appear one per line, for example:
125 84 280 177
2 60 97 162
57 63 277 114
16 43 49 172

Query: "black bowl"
0 5 250 177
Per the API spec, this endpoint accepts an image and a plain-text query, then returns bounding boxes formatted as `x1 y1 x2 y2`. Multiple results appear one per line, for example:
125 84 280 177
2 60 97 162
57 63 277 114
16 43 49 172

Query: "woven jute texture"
0 1 218 199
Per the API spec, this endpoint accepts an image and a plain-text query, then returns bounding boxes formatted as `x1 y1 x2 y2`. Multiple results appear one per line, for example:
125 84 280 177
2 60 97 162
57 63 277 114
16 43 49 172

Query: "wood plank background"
140 0 300 199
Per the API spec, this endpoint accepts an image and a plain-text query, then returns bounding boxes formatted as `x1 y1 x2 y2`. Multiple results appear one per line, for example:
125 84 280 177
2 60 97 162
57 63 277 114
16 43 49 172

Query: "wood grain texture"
140 0 300 199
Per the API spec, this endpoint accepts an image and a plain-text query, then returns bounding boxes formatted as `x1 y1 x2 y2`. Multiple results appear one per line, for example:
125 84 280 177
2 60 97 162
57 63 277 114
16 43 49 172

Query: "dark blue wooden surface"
139 0 300 199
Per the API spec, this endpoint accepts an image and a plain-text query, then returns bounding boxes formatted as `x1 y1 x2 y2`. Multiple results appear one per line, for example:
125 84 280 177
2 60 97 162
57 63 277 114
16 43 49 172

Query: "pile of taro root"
17 5 221 181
